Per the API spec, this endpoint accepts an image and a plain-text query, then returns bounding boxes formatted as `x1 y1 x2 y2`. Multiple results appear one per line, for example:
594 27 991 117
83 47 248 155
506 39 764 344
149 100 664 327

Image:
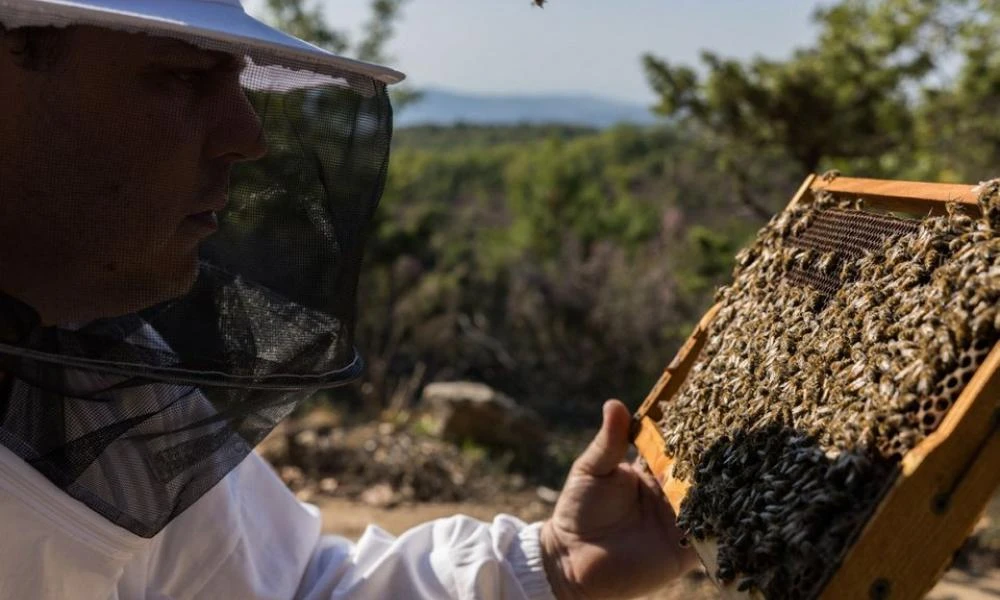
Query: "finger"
634 461 665 498
573 399 631 477
631 456 659 483
635 471 700 573
635 465 677 529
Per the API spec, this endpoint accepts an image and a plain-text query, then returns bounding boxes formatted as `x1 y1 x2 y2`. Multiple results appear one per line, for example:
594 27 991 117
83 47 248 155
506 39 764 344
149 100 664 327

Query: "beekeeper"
0 1 696 597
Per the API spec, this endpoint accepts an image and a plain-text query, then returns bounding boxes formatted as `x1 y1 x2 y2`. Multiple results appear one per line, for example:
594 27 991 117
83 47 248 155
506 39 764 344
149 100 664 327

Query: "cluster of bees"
657 183 1000 598
677 426 892 598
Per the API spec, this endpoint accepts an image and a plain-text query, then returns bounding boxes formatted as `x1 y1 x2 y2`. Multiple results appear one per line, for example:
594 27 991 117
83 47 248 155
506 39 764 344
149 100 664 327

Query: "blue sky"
248 1 831 104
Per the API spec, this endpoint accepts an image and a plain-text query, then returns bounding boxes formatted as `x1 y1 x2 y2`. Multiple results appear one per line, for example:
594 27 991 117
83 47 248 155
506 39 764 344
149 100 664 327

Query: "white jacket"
0 442 556 599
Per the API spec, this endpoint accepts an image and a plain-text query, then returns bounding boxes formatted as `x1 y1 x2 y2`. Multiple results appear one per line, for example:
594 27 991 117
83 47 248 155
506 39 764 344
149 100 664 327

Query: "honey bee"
650 184 1000 599
821 169 841 183
532 0 546 6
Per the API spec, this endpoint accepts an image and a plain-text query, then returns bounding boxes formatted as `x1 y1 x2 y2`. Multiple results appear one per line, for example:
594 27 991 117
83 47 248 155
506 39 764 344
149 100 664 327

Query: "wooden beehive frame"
631 174 1000 600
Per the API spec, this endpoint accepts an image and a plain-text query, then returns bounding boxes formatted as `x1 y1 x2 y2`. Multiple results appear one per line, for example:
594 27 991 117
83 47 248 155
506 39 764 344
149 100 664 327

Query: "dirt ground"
315 492 717 599
266 410 1000 599
316 494 1000 599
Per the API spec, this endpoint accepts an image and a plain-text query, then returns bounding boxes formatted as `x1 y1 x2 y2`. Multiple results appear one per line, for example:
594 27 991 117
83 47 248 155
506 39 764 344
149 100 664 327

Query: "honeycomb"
657 183 1000 598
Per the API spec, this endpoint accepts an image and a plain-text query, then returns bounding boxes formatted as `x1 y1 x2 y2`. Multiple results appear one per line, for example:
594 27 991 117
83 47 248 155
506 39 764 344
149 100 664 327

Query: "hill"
396 88 659 128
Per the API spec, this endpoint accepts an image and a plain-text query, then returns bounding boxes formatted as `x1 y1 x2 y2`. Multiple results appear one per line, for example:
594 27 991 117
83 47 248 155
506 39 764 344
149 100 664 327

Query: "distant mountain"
396 88 658 129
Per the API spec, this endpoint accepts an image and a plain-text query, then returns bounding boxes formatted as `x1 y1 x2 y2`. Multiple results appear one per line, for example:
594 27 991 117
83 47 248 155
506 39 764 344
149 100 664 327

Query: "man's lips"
201 191 229 214
181 181 228 235
183 210 219 232
184 188 227 231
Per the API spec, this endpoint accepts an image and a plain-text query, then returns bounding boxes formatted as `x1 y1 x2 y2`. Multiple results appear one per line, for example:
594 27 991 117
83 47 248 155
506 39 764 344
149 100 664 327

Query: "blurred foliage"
260 0 1000 425
263 0 349 54
260 0 421 110
393 124 599 152
916 1 1000 182
642 0 975 215
344 123 798 423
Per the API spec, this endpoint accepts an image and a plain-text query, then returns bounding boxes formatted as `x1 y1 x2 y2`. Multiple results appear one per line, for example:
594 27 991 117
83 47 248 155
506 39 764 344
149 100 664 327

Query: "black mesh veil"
0 18 392 536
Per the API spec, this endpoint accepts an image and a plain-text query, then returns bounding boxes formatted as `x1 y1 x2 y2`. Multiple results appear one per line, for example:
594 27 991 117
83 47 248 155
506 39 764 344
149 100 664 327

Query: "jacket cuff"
508 521 557 600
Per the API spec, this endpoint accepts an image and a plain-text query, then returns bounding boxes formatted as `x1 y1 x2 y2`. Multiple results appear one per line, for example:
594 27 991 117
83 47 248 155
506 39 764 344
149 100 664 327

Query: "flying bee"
532 0 546 6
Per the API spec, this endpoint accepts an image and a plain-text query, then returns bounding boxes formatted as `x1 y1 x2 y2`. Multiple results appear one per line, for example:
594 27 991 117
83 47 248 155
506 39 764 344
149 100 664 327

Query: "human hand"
540 400 698 599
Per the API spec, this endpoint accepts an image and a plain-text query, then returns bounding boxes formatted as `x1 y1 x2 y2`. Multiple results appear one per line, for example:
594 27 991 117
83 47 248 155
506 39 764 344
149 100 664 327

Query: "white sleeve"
173 452 557 600
295 511 556 600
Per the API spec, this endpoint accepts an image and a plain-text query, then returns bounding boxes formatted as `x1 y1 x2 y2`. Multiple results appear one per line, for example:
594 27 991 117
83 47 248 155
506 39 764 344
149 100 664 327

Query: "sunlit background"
247 1 827 106
246 3 1000 598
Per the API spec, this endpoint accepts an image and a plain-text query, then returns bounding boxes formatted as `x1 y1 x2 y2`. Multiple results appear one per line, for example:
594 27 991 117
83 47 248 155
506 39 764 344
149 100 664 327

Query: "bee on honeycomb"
658 184 1000 599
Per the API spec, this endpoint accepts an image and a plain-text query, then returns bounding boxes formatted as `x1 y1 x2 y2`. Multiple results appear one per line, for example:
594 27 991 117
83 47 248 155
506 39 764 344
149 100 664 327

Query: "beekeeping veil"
0 0 400 537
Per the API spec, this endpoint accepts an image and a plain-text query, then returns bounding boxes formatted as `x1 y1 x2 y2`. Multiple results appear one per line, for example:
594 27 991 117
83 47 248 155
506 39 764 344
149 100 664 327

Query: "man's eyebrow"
149 38 247 70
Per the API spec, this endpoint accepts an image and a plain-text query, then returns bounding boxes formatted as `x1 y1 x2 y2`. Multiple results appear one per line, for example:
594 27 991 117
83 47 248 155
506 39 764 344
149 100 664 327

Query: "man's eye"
171 70 201 83
165 68 219 89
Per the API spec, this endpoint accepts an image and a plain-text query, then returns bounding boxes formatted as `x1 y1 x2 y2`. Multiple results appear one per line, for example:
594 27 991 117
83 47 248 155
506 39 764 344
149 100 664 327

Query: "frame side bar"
819 342 1000 599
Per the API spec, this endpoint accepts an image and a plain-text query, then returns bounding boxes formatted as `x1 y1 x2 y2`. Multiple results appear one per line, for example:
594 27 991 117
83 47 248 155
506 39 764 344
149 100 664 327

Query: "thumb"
573 399 631 477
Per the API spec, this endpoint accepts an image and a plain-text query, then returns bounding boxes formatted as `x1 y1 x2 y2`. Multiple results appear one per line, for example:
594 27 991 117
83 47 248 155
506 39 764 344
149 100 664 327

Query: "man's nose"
204 82 268 163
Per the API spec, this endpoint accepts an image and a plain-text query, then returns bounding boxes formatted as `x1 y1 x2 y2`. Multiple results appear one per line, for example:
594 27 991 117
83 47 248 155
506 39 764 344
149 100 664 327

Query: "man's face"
0 26 267 325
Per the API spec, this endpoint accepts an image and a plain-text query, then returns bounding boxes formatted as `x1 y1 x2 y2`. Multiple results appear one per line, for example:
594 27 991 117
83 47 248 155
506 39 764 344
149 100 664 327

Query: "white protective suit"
0 442 556 600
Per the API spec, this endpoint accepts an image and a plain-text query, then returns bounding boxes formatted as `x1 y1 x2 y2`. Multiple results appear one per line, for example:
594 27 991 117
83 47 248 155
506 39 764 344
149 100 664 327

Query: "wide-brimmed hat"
0 0 405 82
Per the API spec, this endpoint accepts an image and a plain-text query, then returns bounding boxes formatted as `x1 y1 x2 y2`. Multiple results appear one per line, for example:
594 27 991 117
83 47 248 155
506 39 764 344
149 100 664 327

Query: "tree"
642 0 961 217
263 0 349 53
261 0 421 110
915 1 1000 182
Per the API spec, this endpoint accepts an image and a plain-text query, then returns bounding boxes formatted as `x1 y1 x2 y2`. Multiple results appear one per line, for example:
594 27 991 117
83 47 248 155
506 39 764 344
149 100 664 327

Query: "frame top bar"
810 176 984 214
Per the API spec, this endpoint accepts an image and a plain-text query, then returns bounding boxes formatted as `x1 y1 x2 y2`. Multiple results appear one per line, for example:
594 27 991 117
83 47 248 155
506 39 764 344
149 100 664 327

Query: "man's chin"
157 255 202 303
110 255 201 316
22 254 202 326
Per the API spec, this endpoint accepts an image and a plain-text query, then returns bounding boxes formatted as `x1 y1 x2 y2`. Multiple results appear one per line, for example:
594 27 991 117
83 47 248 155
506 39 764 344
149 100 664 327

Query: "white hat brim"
0 0 405 84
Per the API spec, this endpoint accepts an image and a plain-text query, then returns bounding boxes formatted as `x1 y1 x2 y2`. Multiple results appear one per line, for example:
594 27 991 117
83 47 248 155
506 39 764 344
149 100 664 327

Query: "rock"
319 477 339 494
536 485 560 504
294 429 318 449
361 483 398 508
280 466 306 490
420 382 547 455
256 425 290 466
